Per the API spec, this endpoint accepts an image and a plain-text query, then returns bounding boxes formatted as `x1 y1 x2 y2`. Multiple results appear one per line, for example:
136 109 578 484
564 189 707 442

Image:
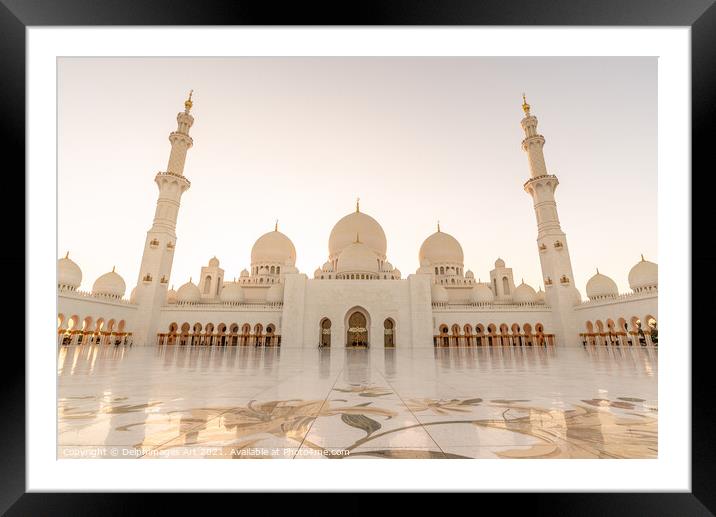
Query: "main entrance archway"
346 310 369 348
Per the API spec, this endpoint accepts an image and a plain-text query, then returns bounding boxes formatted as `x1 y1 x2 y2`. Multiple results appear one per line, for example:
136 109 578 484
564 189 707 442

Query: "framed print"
5 0 714 513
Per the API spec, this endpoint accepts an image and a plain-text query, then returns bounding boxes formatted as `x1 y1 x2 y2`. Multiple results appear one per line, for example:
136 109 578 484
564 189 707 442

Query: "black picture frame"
4 0 713 513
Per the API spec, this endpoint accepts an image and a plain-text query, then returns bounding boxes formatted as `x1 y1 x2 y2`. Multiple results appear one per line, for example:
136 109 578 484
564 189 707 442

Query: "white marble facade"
57 94 657 348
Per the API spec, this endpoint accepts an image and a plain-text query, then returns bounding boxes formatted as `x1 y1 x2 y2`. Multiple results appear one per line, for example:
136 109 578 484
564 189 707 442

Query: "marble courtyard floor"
57 344 657 459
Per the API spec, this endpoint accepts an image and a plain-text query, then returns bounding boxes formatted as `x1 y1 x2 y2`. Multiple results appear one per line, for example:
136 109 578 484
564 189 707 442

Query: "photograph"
55 56 658 461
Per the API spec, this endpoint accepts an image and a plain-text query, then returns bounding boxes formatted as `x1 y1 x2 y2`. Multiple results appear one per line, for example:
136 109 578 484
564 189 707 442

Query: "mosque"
56 93 658 349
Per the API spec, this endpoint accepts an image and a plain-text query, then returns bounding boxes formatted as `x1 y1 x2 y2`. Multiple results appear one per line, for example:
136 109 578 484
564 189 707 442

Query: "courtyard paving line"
136 369 320 459
292 361 346 459
371 356 447 457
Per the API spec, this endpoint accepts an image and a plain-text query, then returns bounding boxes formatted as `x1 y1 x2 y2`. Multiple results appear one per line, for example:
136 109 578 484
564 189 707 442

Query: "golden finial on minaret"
522 92 531 115
356 197 360 213
184 90 194 112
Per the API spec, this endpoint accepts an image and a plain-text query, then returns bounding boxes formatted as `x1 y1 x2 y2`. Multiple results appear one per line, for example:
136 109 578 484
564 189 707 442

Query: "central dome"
251 229 296 266
419 230 464 266
329 208 387 260
336 241 380 274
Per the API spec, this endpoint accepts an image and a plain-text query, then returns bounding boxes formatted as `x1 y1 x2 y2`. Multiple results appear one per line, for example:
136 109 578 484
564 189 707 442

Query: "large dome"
177 279 200 304
586 270 619 299
329 209 387 260
220 282 244 303
92 267 126 299
337 241 380 274
419 230 464 266
628 256 658 291
58 253 82 290
251 229 296 266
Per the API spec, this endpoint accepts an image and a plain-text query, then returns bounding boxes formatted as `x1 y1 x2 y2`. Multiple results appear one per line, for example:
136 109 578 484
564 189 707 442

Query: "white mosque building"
57 93 658 349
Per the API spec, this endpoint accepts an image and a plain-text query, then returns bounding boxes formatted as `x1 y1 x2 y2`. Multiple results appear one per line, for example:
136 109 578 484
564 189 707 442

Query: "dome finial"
184 89 193 112
65 251 69 259
522 92 531 115
355 232 361 243
112 265 115 273
596 267 600 274
437 220 441 232
275 219 278 232
189 276 192 283
356 197 360 213
641 253 645 262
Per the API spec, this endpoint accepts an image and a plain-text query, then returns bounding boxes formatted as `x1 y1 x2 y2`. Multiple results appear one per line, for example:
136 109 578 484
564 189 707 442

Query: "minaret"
520 95 578 345
133 92 195 345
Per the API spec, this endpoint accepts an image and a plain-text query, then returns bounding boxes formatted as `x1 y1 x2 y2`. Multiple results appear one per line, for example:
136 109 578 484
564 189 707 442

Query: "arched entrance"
346 310 369 348
320 318 331 348
384 319 395 347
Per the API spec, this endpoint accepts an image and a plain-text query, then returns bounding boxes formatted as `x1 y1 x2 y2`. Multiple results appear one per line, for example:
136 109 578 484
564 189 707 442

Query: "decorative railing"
58 288 135 306
432 303 550 311
576 289 657 308
165 302 283 311
523 174 558 188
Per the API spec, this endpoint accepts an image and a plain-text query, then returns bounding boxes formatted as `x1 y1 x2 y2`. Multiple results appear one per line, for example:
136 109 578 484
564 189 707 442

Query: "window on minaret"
204 275 212 294
277 266 280 274
502 277 510 295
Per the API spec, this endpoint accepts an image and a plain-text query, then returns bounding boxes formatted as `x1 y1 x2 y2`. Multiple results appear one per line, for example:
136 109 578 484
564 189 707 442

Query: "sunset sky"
58 57 656 294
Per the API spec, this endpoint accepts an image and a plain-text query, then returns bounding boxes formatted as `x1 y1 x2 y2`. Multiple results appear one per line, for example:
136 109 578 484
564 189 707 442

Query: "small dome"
494 258 506 268
329 209 387 260
628 256 658 291
176 279 200 304
472 283 494 304
586 270 619 299
129 287 137 304
92 268 126 298
266 283 284 303
322 261 333 273
393 268 401 279
535 287 545 304
431 283 449 304
240 269 249 277
383 261 393 272
465 270 475 279
166 286 178 304
513 281 537 304
251 229 297 266
419 230 464 266
208 256 220 268
337 241 380 274
219 282 244 303
58 254 82 289
314 268 323 278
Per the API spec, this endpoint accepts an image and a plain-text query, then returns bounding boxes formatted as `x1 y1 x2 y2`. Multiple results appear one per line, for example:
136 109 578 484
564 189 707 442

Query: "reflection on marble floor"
57 344 657 459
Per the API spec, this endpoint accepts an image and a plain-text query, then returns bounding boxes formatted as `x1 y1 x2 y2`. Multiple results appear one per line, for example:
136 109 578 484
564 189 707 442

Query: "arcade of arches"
318 314 396 348
57 313 133 346
155 322 280 347
580 315 658 347
434 322 554 347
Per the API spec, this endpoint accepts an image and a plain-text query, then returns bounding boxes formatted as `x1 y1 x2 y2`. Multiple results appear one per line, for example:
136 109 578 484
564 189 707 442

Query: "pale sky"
58 57 656 294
